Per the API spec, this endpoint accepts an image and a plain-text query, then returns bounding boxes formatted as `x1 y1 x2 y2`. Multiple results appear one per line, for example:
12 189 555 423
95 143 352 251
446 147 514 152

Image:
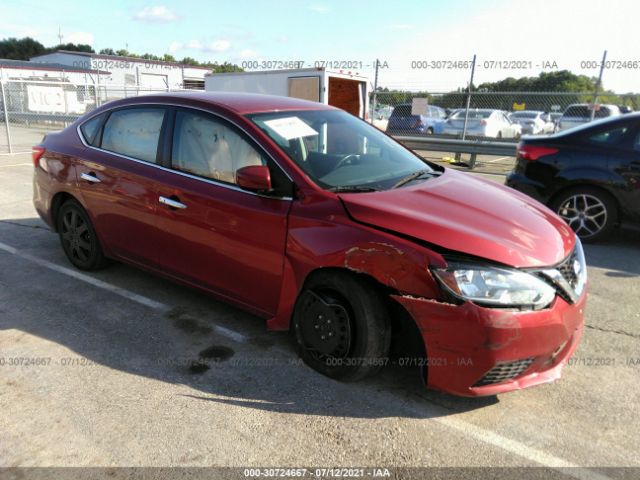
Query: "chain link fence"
371 91 640 141
0 79 192 153
2 77 639 153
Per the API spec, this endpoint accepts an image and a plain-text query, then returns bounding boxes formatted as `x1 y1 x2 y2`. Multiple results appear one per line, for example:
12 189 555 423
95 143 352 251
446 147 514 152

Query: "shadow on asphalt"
0 217 498 420
583 228 640 277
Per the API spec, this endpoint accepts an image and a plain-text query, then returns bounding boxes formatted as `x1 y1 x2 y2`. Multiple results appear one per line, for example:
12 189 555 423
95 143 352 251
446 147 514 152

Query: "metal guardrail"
394 135 518 157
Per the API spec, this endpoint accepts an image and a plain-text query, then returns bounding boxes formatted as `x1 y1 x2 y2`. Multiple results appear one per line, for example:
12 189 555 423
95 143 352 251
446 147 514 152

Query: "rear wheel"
57 200 109 270
551 187 617 242
293 271 391 381
426 127 434 135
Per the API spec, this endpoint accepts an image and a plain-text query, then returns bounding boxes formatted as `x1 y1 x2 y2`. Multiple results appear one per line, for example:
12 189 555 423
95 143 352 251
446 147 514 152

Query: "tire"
426 127 434 135
293 271 391 382
57 199 109 270
550 187 618 242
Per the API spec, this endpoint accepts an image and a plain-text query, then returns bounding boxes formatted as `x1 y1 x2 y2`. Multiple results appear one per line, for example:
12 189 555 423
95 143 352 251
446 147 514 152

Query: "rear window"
79 113 105 146
511 112 538 119
391 105 413 116
587 125 629 145
564 106 612 119
101 108 165 163
450 110 492 120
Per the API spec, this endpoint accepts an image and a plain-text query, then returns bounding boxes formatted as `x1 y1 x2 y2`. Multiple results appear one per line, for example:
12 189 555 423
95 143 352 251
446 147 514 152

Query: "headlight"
433 264 556 310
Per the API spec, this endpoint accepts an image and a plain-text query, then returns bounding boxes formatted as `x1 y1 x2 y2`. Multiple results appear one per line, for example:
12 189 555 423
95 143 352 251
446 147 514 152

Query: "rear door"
607 126 640 223
76 107 167 267
152 108 292 315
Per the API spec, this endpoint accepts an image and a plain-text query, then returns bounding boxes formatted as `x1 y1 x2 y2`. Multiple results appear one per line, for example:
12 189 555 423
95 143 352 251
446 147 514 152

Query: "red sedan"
32 92 587 396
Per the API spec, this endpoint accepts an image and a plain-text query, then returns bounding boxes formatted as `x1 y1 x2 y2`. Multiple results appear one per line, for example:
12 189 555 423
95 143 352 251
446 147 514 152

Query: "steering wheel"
334 154 361 170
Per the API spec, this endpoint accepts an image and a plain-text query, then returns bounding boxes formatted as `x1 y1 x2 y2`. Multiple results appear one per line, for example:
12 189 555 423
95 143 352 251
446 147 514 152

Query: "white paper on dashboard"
263 117 318 140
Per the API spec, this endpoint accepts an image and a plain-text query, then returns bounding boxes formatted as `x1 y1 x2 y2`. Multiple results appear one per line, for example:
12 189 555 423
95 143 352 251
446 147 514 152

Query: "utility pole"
461 54 477 141
371 59 379 123
591 50 607 122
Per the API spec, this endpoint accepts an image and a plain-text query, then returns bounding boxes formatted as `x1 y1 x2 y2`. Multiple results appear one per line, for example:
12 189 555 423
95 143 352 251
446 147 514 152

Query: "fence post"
0 80 13 154
590 50 607 122
461 54 477 141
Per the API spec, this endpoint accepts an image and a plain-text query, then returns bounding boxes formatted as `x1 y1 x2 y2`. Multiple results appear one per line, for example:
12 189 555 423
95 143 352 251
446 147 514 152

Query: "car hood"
339 169 575 268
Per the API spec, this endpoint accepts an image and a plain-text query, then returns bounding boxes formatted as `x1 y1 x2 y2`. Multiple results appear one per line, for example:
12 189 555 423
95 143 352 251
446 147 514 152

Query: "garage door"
140 73 168 90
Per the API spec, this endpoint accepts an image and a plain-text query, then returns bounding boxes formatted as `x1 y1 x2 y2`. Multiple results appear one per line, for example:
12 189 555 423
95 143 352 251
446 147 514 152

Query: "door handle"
159 196 187 210
80 172 101 183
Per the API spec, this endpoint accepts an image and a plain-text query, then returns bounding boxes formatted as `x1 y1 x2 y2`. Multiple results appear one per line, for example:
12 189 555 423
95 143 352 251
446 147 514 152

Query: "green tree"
51 43 94 53
0 37 46 60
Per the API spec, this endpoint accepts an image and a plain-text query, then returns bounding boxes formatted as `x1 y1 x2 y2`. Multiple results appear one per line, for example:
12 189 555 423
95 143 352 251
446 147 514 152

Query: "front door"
153 108 292 315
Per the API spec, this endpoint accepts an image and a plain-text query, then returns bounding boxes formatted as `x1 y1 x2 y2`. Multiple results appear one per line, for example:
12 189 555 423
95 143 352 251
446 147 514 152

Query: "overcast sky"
2 0 639 92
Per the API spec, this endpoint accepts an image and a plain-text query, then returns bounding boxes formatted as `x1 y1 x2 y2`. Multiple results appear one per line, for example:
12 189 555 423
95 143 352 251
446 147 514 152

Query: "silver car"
557 104 621 131
510 110 554 135
440 109 521 138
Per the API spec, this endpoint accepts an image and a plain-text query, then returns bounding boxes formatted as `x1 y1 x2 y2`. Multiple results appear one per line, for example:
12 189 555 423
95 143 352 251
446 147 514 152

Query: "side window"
587 125 629 145
79 113 105 146
101 108 165 163
171 110 266 185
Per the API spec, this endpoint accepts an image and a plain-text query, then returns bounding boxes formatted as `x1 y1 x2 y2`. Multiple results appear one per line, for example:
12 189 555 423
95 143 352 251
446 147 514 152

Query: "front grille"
537 243 586 305
473 357 535 387
557 249 579 289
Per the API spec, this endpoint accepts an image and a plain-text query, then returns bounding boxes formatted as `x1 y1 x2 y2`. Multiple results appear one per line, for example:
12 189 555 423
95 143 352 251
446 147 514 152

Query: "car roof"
99 91 335 115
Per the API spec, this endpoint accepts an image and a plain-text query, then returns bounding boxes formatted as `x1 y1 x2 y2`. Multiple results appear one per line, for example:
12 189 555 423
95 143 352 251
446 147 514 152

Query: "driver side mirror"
236 165 272 192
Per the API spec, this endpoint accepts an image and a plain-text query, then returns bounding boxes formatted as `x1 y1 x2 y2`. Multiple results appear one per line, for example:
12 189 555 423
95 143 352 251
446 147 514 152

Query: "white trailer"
204 68 369 119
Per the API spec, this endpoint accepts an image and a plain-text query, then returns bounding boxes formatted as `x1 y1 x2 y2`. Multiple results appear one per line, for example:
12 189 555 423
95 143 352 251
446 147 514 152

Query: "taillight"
32 146 46 168
414 119 424 128
480 119 487 126
517 143 559 161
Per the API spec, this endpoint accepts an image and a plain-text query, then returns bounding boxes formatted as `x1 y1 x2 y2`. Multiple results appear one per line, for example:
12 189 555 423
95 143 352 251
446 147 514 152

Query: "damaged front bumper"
392 292 586 397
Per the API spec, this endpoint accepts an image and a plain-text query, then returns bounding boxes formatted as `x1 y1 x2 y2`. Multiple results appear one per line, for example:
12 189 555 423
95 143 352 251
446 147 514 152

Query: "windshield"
450 110 493 120
247 110 437 191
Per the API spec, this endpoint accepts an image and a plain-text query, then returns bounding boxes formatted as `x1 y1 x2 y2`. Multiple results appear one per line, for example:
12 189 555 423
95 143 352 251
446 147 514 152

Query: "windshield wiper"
328 186 378 193
392 169 440 189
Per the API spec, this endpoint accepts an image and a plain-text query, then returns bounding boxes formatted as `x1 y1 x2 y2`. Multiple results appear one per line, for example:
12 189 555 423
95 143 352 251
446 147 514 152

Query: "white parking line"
0 240 169 311
488 156 512 163
434 416 612 480
0 239 250 343
0 239 615 478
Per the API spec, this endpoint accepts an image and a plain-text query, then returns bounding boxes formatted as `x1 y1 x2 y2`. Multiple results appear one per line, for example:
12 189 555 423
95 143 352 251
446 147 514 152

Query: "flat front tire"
293 271 391 382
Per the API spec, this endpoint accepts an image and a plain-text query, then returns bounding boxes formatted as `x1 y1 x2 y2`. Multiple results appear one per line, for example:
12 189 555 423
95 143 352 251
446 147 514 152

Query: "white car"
510 111 555 135
440 109 521 138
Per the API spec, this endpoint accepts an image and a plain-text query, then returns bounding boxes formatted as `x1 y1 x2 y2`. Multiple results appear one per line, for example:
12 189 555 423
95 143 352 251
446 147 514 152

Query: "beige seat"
174 114 264 184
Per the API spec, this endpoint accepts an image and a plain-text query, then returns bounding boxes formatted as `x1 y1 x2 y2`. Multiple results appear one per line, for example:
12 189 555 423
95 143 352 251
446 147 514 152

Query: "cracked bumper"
392 293 586 397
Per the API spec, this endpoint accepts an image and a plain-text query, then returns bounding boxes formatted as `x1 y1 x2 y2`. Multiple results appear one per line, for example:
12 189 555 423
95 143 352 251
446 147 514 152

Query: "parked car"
510 110 554 135
385 103 447 135
440 109 522 138
507 113 640 241
371 105 393 131
33 92 586 397
557 103 621 131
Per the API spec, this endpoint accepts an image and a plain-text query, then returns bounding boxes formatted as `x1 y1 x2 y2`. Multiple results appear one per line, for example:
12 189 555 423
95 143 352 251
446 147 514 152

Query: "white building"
30 50 209 90
0 58 109 84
